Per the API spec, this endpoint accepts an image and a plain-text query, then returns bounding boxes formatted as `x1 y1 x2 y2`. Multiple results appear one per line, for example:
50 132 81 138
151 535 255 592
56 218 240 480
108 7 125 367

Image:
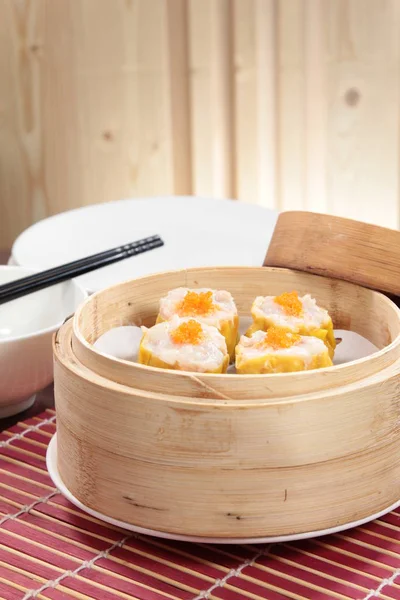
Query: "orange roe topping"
274 291 303 317
178 290 215 317
170 320 204 345
257 326 301 350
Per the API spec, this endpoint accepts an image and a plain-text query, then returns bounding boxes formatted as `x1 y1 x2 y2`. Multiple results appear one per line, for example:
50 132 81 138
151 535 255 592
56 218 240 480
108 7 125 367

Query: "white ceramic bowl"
10 196 278 293
0 266 87 418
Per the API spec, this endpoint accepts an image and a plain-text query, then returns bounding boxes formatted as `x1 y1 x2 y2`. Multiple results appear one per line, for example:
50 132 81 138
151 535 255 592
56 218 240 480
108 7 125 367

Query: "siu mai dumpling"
236 326 333 374
246 291 336 358
138 316 229 373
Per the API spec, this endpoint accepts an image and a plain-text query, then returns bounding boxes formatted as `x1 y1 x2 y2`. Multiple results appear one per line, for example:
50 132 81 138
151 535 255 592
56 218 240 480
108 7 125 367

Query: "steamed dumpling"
236 326 333 374
138 316 229 373
246 291 336 358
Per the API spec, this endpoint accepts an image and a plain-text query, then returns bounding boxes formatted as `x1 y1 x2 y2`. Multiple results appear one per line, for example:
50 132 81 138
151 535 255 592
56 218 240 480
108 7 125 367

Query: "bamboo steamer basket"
53 265 400 540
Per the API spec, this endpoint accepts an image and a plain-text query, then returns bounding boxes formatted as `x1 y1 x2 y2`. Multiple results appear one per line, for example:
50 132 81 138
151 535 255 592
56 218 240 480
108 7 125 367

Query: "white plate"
46 434 400 545
11 196 278 293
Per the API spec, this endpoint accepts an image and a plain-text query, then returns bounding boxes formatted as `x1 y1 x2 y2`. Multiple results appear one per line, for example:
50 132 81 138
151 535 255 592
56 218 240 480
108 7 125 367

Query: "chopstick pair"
0 235 164 305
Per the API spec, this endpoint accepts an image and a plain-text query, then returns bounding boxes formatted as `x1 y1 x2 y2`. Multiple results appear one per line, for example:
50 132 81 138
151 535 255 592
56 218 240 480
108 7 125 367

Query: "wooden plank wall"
0 0 399 247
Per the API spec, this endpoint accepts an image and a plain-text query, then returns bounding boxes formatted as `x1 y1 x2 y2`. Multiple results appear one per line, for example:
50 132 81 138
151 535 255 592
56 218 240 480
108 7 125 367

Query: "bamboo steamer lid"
264 211 400 296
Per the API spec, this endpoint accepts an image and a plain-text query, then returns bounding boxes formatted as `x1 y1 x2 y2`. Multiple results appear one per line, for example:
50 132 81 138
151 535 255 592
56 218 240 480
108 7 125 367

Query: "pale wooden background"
0 0 399 248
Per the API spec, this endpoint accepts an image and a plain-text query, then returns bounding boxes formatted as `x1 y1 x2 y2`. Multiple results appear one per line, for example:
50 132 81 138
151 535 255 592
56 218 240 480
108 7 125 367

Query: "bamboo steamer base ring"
46 434 400 544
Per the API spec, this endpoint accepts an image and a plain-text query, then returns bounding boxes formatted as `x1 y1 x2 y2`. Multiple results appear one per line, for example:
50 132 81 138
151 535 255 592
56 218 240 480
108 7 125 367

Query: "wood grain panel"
187 0 213 196
0 0 174 247
165 0 192 194
255 0 278 210
304 0 328 213
209 0 235 198
1 0 400 248
276 0 306 211
233 0 257 205
325 0 400 226
0 1 44 247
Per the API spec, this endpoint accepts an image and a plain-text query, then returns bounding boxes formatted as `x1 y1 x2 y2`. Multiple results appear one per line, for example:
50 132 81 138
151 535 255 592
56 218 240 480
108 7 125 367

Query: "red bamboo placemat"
0 410 399 600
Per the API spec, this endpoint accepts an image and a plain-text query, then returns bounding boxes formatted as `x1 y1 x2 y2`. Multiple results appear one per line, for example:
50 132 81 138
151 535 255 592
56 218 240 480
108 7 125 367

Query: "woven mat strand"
0 410 399 600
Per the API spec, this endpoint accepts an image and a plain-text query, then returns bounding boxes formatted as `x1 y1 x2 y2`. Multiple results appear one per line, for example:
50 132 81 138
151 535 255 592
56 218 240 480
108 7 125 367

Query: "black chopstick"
0 235 164 305
0 235 161 295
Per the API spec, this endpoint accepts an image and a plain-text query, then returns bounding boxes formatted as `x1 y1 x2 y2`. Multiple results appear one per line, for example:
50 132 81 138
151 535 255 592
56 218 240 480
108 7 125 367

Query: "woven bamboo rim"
71 266 400 400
